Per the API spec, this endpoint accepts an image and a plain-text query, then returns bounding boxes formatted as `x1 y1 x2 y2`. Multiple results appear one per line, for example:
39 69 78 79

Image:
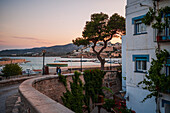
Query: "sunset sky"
0 0 126 51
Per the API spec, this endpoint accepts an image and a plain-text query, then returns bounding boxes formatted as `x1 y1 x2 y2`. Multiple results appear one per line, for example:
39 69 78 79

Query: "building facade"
122 0 170 113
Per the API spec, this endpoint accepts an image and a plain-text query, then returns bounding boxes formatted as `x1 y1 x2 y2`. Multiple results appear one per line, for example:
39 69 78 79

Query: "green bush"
61 71 84 113
83 69 106 112
103 98 115 112
2 64 22 78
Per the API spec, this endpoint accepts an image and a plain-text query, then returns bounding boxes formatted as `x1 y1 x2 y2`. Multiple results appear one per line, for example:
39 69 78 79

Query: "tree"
83 69 105 112
73 12 125 70
2 63 22 78
138 49 170 113
61 71 84 113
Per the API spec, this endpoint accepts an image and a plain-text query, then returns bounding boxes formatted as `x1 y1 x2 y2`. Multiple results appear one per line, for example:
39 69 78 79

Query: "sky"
0 0 126 51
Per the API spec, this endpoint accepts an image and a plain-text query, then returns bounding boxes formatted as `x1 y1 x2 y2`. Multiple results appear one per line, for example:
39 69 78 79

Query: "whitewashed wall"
125 0 170 113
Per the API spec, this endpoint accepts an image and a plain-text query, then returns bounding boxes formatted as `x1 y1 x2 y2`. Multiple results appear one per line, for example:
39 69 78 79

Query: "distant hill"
0 43 81 56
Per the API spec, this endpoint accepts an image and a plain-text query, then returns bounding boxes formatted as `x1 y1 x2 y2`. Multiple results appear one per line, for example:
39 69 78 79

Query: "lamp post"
42 50 46 75
110 52 112 70
80 49 83 72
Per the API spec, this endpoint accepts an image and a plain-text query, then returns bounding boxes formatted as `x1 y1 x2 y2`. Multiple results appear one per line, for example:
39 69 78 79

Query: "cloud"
0 40 5 43
12 36 52 45
13 36 38 40
0 40 6 44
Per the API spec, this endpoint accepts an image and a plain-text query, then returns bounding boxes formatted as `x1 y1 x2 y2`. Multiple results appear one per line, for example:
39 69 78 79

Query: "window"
136 59 147 72
135 20 147 34
156 14 170 41
132 15 147 35
132 55 149 73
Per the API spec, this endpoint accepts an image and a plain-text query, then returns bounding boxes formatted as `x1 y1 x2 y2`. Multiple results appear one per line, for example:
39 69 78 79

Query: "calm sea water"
0 57 121 71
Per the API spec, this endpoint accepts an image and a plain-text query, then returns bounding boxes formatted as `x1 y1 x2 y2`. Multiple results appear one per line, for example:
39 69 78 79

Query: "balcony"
156 36 170 42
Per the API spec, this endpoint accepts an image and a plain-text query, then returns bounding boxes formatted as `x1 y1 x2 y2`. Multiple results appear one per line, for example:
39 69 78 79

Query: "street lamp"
42 50 46 75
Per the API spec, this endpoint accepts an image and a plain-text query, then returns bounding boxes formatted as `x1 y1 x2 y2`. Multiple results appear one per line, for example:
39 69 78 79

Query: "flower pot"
168 36 170 40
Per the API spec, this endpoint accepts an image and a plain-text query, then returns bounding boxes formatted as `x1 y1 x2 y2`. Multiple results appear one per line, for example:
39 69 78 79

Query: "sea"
0 57 121 71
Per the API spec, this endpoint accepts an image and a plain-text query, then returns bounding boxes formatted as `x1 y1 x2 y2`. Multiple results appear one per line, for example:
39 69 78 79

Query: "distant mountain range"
0 43 81 56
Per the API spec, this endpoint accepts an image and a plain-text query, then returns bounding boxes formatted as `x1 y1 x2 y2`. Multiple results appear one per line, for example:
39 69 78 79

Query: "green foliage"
117 107 135 113
138 49 170 102
61 71 84 113
73 12 125 46
83 69 106 112
2 64 22 78
103 98 115 112
142 6 170 32
102 87 114 95
73 12 125 70
58 74 67 87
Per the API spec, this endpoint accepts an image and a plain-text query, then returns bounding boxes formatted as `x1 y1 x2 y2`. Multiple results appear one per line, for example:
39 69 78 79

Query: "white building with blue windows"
122 0 170 113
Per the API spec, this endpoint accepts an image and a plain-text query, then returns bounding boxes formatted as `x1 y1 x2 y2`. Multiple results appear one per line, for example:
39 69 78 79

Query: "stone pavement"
6 93 20 113
91 107 111 113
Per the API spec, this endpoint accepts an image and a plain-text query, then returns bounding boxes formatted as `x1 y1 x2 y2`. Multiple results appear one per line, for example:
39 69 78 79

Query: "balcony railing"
156 36 170 42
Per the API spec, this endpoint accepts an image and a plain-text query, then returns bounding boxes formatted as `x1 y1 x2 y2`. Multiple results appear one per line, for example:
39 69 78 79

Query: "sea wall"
19 75 75 113
0 59 26 66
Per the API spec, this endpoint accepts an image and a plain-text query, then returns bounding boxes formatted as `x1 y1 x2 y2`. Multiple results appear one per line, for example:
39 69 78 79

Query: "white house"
122 0 170 113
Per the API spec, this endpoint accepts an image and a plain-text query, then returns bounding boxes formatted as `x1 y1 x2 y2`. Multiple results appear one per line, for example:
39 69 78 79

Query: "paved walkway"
0 84 20 113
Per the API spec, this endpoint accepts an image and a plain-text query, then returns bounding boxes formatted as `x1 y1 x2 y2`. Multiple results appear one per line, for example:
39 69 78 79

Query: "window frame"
132 15 147 35
132 55 149 73
166 57 170 76
134 20 147 35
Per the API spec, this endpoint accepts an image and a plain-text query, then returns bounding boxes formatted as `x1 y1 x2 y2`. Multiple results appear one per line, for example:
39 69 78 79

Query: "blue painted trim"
134 71 147 74
133 32 147 35
165 13 170 17
132 15 146 24
162 99 170 107
166 66 168 77
132 55 149 62
166 64 170 66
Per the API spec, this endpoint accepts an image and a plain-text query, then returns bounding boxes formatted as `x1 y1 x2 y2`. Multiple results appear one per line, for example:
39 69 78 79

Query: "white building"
122 0 170 113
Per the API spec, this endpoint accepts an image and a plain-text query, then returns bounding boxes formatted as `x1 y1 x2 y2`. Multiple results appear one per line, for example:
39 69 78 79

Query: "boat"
46 63 68 67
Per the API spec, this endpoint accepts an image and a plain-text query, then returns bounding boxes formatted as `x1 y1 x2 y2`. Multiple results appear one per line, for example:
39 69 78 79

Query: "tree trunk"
100 60 105 70
156 93 161 113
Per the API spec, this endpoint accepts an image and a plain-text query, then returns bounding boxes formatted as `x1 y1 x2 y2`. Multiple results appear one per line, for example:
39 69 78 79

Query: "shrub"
83 69 106 112
61 71 84 113
2 63 22 78
103 98 115 112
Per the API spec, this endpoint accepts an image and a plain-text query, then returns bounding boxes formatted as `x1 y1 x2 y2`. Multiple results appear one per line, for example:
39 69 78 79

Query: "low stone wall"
0 75 39 87
18 71 121 113
19 75 74 113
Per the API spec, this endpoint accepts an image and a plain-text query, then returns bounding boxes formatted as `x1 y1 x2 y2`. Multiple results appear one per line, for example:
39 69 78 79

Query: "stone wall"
33 74 84 104
19 75 74 113
19 71 121 113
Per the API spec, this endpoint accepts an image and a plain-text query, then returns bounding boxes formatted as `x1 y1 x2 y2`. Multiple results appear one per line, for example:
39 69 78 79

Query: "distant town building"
72 42 122 58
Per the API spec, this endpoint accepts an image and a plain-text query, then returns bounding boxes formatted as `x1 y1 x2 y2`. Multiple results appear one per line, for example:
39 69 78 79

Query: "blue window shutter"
132 55 149 62
132 15 146 24
166 57 170 66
